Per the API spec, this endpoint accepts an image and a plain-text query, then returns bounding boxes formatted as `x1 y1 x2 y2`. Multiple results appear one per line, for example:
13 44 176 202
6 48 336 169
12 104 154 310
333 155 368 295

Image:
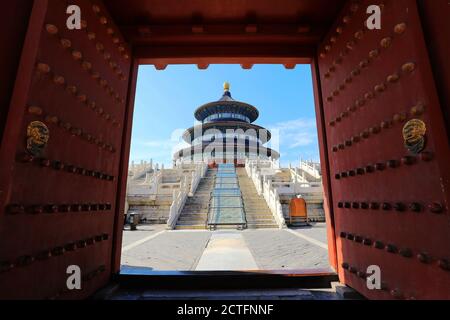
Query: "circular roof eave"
182 121 272 143
194 101 259 122
173 145 280 160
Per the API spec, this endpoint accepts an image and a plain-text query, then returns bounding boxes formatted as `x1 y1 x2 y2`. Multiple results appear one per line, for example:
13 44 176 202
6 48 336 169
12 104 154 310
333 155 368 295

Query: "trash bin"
289 197 308 226
129 212 139 231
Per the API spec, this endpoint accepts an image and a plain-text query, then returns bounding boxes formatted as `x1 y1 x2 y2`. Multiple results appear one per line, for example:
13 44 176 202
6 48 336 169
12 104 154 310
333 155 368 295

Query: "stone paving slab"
289 222 329 244
121 231 211 271
195 232 258 271
242 229 331 271
121 224 168 247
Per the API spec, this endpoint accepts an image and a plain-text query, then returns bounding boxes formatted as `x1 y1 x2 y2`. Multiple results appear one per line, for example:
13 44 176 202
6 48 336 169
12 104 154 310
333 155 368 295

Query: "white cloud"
268 118 318 150
272 118 317 130
131 128 191 165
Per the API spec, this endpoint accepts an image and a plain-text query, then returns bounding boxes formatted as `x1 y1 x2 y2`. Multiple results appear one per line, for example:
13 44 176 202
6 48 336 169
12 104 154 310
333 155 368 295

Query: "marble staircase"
175 169 216 230
237 168 278 229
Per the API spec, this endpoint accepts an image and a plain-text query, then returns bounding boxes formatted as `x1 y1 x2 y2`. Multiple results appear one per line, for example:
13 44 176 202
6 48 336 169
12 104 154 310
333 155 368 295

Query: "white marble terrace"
126 158 325 228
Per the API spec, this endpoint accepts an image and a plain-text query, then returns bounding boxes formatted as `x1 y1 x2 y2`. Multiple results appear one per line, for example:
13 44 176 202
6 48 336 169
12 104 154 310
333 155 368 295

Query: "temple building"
126 83 325 229
174 83 279 166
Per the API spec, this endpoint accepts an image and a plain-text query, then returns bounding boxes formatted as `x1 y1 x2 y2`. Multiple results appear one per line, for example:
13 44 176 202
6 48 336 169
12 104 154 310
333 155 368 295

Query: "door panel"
0 0 131 299
317 0 450 299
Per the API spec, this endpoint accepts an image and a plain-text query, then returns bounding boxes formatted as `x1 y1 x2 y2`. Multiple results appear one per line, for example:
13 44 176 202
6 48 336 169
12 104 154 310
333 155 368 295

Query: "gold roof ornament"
223 82 230 92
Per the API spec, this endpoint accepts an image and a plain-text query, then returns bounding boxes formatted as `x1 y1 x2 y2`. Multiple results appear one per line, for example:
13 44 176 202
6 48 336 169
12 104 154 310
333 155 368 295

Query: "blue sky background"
130 64 320 167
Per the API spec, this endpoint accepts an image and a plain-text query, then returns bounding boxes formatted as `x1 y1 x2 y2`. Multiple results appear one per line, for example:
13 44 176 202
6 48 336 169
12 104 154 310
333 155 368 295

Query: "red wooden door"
0 0 131 299
317 0 450 299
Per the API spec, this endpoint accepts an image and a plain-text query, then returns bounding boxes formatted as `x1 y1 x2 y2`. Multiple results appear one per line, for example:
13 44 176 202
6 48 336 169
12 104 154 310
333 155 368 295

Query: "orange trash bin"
289 198 308 225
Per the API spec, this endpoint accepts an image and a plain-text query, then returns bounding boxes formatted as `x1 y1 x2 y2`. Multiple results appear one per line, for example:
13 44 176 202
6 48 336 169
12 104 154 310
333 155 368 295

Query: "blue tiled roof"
194 90 260 123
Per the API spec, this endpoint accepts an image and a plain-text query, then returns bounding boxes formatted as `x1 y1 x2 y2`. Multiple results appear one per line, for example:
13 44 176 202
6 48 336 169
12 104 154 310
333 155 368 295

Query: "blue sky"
130 64 320 167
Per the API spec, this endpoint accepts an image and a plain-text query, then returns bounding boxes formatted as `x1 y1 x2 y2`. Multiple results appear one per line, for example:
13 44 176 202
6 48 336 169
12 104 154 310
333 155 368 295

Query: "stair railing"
189 163 208 196
205 190 213 229
167 175 189 229
205 172 217 229
167 163 208 229
290 168 309 184
299 160 321 180
237 176 248 229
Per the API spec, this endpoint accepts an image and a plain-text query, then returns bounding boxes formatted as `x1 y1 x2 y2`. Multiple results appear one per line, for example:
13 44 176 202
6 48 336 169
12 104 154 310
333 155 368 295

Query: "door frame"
110 52 339 276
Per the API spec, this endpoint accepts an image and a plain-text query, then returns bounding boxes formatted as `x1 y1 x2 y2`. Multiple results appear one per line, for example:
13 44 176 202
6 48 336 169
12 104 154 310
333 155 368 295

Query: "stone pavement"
242 228 330 270
121 227 211 271
289 223 330 244
195 232 259 271
120 223 330 271
121 224 167 247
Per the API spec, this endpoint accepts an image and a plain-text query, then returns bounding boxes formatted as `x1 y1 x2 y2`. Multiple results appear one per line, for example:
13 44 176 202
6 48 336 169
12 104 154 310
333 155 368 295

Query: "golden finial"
223 82 230 92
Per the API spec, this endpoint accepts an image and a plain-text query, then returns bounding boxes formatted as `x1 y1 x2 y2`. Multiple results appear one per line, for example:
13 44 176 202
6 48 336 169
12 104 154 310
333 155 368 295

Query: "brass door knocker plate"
403 119 426 154
26 121 50 156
